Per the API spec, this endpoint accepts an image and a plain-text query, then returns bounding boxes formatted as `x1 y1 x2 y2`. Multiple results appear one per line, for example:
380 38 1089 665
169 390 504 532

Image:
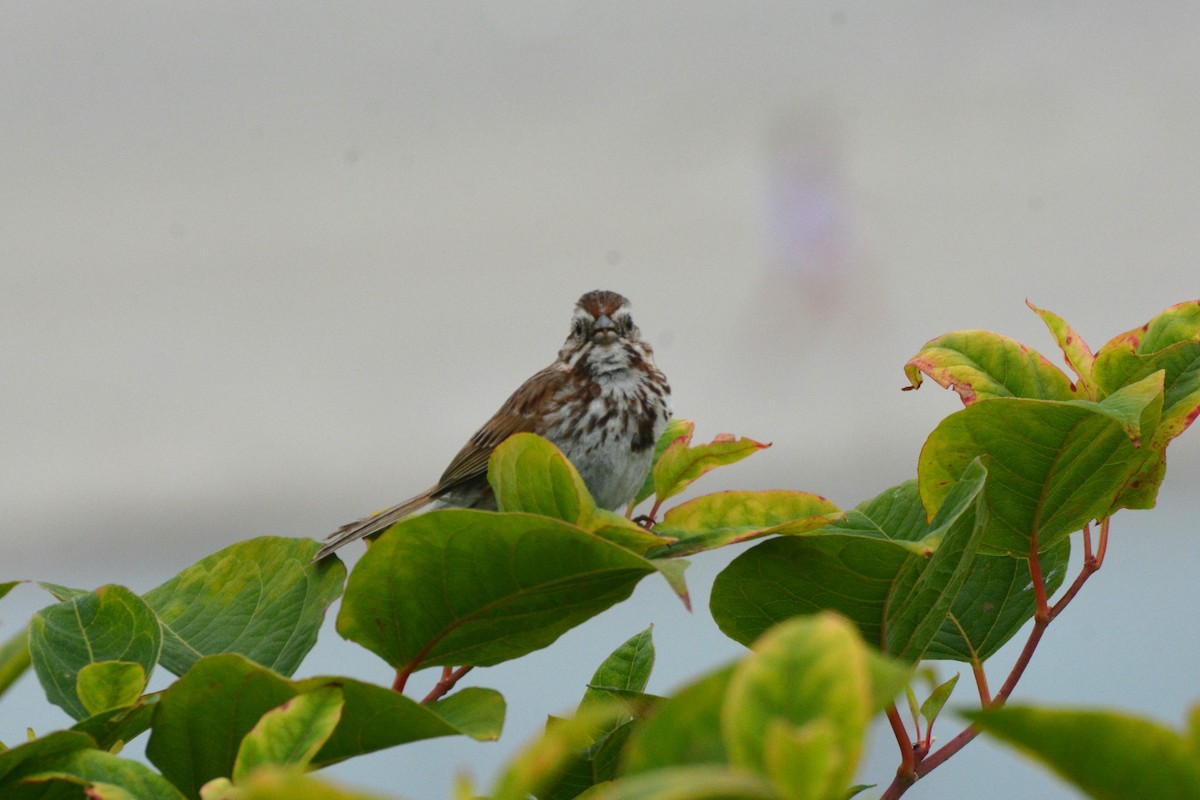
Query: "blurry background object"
2 4 1197 799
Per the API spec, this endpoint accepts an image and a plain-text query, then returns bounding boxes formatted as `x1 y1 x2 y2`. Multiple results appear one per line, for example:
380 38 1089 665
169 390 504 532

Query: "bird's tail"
313 486 439 561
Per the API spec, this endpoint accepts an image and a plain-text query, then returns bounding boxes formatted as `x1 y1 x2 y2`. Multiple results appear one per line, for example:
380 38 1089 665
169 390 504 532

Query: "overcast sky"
3 4 1199 799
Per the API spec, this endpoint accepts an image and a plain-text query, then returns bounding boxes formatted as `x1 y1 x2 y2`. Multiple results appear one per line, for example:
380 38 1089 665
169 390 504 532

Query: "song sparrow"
314 290 672 560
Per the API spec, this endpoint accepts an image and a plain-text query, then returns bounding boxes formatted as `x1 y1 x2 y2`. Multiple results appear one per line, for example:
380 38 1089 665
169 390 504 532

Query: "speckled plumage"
315 290 671 560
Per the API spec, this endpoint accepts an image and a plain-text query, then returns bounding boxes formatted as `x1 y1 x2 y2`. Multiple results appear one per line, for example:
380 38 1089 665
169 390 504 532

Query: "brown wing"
433 362 569 497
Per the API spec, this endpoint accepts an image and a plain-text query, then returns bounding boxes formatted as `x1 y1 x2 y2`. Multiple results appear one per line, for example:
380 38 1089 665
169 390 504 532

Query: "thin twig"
1027 536 1050 622
1049 517 1110 622
1095 517 1110 568
883 520 1096 798
885 703 917 784
421 665 474 704
970 655 991 706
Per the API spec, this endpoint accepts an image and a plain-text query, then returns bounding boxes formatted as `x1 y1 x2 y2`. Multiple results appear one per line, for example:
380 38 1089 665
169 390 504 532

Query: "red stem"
1049 517 1108 622
1094 517 1110 568
392 665 413 693
421 665 473 704
885 703 917 784
971 655 991 706
884 517 1114 798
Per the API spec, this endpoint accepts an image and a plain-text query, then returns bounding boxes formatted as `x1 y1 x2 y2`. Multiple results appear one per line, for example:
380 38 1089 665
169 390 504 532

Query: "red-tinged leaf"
651 431 770 506
1091 300 1200 511
650 491 842 557
1027 300 1097 399
632 419 696 507
903 330 1076 405
1093 299 1200 446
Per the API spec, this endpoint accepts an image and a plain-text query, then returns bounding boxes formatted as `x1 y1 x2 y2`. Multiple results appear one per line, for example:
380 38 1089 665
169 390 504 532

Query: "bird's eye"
620 315 634 333
571 320 585 337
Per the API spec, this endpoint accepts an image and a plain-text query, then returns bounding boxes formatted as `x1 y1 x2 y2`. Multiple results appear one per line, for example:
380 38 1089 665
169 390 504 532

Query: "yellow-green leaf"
77 662 146 717
904 329 1077 404
652 430 770 506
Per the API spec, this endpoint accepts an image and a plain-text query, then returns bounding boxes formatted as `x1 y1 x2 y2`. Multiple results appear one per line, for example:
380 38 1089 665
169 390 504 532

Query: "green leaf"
490 432 594 523
233 686 343 781
918 372 1164 555
903 329 1077 404
970 705 1200 800
303 681 504 765
147 655 503 797
0 625 32 701
337 509 662 673
918 673 959 730
1093 299 1200 399
761 718 838 800
0 731 96 791
143 536 345 679
0 581 21 603
582 627 655 712
489 434 669 556
586 765 778 800
1092 300 1200 509
1027 300 1097 398
722 614 905 796
710 464 987 664
24 749 185 800
29 585 162 720
632 419 696 507
76 662 146 717
923 542 1070 662
904 685 920 732
884 461 988 662
200 766 394 800
650 491 842 558
71 700 158 752
539 629 659 800
620 666 735 775
1188 703 1200 755
38 583 89 602
147 655 294 798
493 706 626 800
420 687 506 743
652 429 771 506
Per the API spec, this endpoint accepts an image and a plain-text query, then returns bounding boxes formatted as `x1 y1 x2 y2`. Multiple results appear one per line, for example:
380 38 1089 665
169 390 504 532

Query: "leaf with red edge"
651 430 770 506
632 419 696 508
919 373 1163 554
1091 300 1200 510
649 491 842 558
1094 299 1200 444
1027 300 1097 399
903 330 1076 405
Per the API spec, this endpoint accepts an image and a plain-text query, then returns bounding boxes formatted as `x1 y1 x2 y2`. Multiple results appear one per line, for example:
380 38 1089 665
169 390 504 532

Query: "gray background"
3 4 1198 798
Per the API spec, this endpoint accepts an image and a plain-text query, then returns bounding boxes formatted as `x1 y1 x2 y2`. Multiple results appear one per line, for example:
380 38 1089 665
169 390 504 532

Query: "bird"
314 289 672 560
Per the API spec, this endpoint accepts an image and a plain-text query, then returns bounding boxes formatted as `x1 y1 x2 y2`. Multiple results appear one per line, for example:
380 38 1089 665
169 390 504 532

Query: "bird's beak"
592 314 618 344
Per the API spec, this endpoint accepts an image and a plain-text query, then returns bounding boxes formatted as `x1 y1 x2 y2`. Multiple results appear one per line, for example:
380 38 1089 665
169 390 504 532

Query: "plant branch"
886 704 917 780
1028 536 1050 622
970 655 991 706
1094 516 1110 568
884 522 1094 798
422 665 473 704
1049 517 1110 622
